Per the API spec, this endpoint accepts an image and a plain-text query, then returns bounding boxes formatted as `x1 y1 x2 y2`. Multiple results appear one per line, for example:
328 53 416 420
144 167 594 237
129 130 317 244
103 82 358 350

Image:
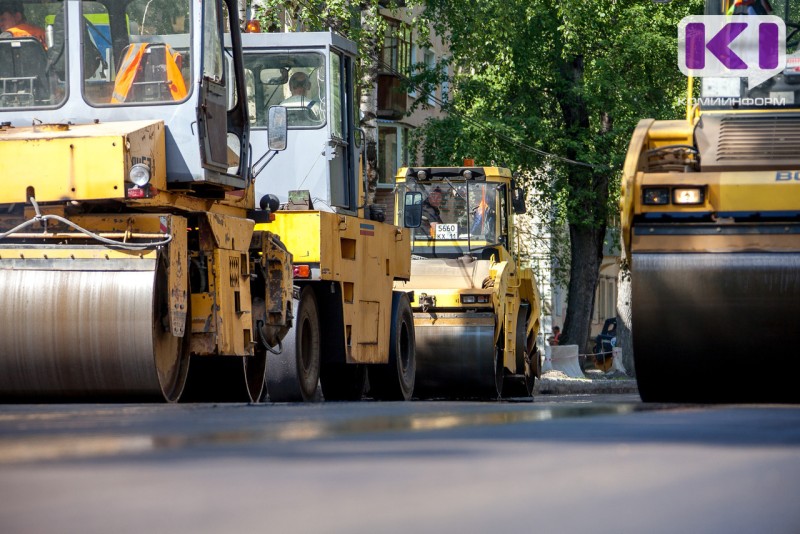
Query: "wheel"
266 287 321 402
633 338 674 403
153 260 190 402
502 305 535 398
492 344 504 399
320 363 367 401
369 292 416 401
0 255 190 401
182 353 266 403
180 264 266 403
502 357 535 398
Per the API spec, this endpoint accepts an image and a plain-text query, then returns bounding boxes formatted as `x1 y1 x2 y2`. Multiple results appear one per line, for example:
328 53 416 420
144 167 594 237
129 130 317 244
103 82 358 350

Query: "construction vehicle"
234 31 418 402
0 0 417 402
620 0 800 402
393 165 541 398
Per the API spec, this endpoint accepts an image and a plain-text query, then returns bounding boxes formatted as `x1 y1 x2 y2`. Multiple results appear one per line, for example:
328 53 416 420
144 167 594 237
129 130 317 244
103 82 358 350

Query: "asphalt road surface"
1 395 799 534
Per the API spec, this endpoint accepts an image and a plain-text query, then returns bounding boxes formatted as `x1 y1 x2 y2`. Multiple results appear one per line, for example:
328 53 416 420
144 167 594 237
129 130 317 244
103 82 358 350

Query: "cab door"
197 0 249 186
197 0 227 172
328 50 357 212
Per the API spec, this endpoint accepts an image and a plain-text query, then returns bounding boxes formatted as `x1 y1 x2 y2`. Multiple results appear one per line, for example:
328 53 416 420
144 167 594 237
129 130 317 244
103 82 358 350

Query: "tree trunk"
617 256 635 376
556 56 611 356
562 223 605 354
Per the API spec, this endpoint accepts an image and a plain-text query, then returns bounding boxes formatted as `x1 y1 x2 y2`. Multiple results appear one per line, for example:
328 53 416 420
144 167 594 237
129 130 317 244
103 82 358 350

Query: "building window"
423 49 436 105
408 43 417 97
595 280 604 323
607 279 617 319
378 123 410 187
382 19 412 74
441 63 449 104
594 276 618 323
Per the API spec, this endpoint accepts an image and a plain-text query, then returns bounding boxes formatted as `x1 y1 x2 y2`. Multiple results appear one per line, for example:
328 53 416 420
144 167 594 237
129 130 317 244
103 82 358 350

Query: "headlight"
673 187 704 205
642 187 670 205
129 163 151 187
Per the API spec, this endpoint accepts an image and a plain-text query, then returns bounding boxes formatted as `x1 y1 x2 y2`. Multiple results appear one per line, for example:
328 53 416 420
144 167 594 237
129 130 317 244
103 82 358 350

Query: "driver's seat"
0 37 50 107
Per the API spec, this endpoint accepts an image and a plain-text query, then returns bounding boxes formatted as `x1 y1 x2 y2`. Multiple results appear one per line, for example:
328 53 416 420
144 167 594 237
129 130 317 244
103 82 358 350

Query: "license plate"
434 223 458 240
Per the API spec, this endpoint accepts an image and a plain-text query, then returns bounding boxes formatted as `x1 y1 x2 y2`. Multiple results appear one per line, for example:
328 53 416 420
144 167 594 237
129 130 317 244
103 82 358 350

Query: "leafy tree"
410 0 702 353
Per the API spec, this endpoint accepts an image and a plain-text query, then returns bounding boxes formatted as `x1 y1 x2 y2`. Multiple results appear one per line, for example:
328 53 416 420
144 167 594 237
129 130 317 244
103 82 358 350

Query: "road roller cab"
227 31 419 402
0 0 296 402
394 165 541 399
621 0 800 402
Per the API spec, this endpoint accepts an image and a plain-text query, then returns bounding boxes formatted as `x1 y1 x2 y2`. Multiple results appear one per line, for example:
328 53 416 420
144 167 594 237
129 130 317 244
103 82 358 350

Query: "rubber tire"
492 344 504 399
320 363 367 401
266 288 321 402
634 356 672 403
153 260 190 402
502 306 535 398
369 292 416 401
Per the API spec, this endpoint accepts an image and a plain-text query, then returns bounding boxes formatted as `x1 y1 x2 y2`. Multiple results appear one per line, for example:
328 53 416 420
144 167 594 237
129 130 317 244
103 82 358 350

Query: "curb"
534 371 639 395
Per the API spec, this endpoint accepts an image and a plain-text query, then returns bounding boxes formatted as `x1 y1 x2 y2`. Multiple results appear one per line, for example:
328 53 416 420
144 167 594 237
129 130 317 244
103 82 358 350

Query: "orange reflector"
245 20 261 33
463 158 475 166
293 265 310 278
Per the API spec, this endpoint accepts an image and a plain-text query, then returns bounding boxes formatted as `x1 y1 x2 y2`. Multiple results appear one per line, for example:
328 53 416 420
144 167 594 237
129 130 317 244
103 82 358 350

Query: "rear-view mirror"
268 106 287 151
404 191 422 228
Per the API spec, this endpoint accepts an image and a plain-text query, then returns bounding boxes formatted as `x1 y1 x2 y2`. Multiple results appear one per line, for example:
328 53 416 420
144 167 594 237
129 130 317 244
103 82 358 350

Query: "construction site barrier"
542 345 627 378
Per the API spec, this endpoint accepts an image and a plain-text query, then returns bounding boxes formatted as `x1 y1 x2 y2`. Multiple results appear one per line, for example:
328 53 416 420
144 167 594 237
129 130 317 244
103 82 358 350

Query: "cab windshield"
1 0 198 109
82 0 192 106
243 51 326 129
701 0 800 109
0 0 66 109
405 181 500 246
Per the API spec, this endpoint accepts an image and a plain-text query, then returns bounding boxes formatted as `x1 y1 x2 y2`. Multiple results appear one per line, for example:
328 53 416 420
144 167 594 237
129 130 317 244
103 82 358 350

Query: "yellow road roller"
394 165 541 398
0 4 418 403
621 0 800 402
0 0 295 402
243 32 418 402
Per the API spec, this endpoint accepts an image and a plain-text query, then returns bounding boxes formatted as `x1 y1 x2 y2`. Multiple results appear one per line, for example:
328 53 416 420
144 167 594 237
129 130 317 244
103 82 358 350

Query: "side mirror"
268 106 288 151
512 186 526 214
404 191 423 228
224 49 235 111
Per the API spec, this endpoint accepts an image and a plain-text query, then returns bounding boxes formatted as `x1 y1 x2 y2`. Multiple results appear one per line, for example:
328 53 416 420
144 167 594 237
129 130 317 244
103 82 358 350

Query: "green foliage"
411 0 703 231
412 0 703 343
253 1 407 94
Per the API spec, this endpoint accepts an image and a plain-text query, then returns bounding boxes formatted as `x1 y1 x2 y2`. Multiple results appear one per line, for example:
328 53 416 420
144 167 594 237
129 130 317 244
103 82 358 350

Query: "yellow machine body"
621 112 800 402
0 0 300 402
621 0 800 402
394 166 541 398
0 121 168 204
0 120 293 402
260 210 411 364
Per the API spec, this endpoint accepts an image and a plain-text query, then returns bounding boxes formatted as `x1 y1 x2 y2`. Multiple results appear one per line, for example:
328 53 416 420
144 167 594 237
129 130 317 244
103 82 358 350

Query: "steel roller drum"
632 252 800 402
0 261 188 401
413 312 497 398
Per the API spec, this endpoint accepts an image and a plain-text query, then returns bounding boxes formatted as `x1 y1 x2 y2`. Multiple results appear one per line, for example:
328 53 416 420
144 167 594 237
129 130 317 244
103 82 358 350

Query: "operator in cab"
0 0 45 47
281 71 321 124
